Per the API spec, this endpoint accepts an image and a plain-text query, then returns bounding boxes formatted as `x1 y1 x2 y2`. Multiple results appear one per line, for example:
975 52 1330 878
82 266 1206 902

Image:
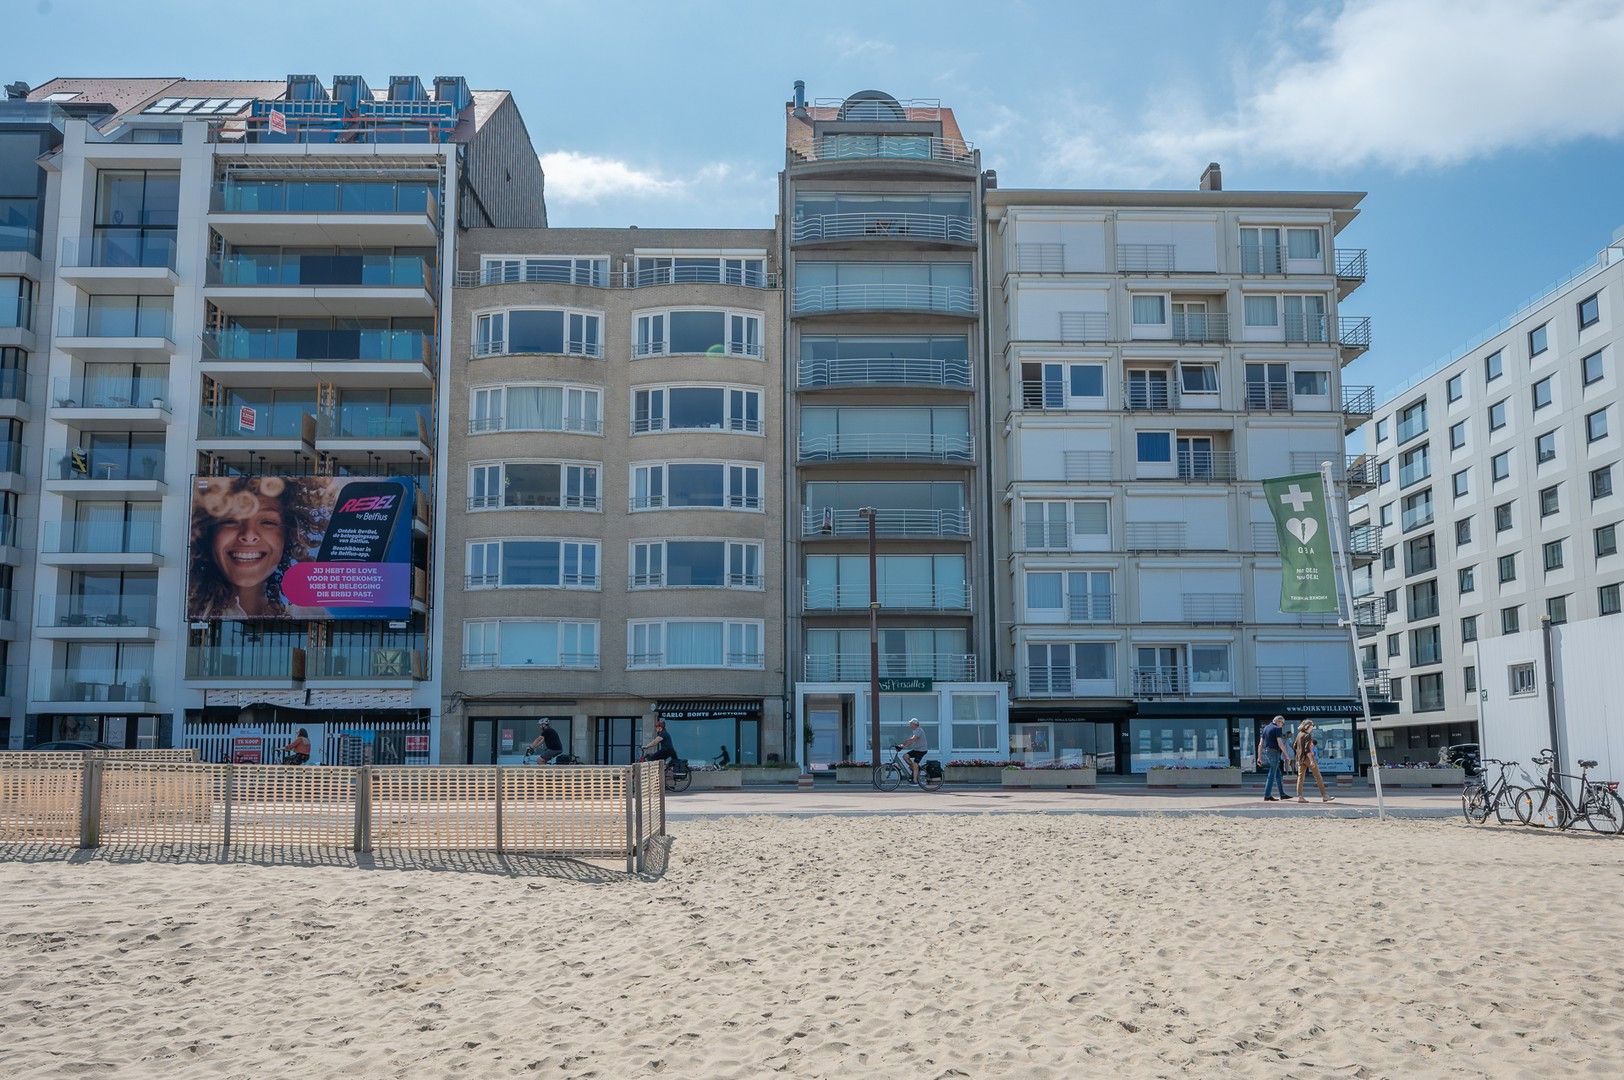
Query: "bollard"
353 767 371 853
222 763 234 849
78 755 103 849
494 765 504 854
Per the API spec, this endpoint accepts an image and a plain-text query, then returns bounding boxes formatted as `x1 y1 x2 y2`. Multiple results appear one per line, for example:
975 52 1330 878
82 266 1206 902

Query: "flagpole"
1322 460 1386 820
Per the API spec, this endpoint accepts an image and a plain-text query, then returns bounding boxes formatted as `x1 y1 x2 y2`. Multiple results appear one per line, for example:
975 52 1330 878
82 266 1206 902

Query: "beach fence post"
222 763 235 849
625 765 637 874
77 754 103 849
634 762 645 872
353 766 371 853
494 765 505 854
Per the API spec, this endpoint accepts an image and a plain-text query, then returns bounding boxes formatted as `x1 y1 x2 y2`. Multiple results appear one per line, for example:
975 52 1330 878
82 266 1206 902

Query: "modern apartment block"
15 74 543 757
1353 234 1623 762
781 84 1009 768
443 229 787 765
987 170 1386 775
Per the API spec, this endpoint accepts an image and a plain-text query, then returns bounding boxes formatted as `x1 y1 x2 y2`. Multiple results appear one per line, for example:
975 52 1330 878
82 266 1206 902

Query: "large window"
799 405 971 460
633 386 761 434
1497 553 1517 583
1587 407 1611 443
462 620 599 669
628 620 764 669
1411 626 1442 666
1540 484 1561 517
1405 534 1437 576
92 169 179 267
806 627 969 681
630 540 762 590
1129 717 1230 772
1597 523 1619 558
470 384 600 435
807 554 968 610
1 276 35 329
1408 579 1439 620
1593 465 1615 500
1583 350 1606 387
1414 672 1445 712
1532 376 1553 412
803 335 970 388
468 461 600 511
1025 641 1116 695
466 539 599 589
474 308 601 358
633 255 766 288
1484 350 1503 382
1021 499 1109 551
1446 373 1465 403
1528 323 1548 357
1399 444 1431 487
631 461 762 511
479 254 607 286
1397 399 1428 443
1402 489 1434 531
635 309 763 357
1579 293 1601 330
793 261 974 314
1023 570 1113 622
1488 399 1508 431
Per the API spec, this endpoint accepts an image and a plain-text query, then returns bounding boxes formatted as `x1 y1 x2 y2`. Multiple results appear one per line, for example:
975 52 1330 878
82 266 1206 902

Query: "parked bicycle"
1460 758 1527 825
1513 750 1624 834
874 745 944 792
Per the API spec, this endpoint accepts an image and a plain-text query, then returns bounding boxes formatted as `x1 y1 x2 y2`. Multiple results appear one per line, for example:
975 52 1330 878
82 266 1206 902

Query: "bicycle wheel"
1461 785 1487 824
1583 789 1624 835
668 767 691 793
1533 790 1573 830
920 768 944 793
1510 787 1535 825
1494 786 1526 825
875 763 903 792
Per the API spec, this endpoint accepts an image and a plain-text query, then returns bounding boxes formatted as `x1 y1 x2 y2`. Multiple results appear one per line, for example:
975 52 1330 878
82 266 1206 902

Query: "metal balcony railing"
1060 451 1114 481
1171 312 1229 343
798 356 970 389
1286 452 1375 487
1022 668 1118 697
1282 313 1331 343
1240 243 1288 275
1252 521 1280 552
1181 593 1244 623
797 432 973 463
632 415 760 435
467 570 599 590
1348 524 1381 558
306 647 425 680
803 582 970 612
792 283 977 316
811 96 943 120
454 264 606 288
799 135 975 165
1361 667 1392 700
185 646 305 681
620 265 774 288
1339 316 1372 351
1014 243 1071 273
1177 449 1238 482
471 413 601 435
42 521 162 556
1131 666 1186 696
203 327 434 363
1023 520 1070 549
475 337 604 360
1335 248 1368 282
1019 380 1062 410
632 338 761 359
1256 666 1310 696
61 232 178 271
802 653 976 682
1124 379 1177 411
627 493 760 512
1342 384 1375 416
57 306 173 341
1057 311 1110 342
206 253 430 289
802 507 969 539
462 652 599 671
1066 593 1116 623
37 593 160 629
627 572 760 590
1125 522 1188 550
793 213 974 245
1116 244 1176 272
1352 596 1389 636
628 651 763 670
469 493 600 512
52 376 170 411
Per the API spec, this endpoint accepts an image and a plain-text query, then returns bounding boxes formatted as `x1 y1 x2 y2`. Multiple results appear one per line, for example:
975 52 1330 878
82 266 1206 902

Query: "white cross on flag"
1263 472 1337 613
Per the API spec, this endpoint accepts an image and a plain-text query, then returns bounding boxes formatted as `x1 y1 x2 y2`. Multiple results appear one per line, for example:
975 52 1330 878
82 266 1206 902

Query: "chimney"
983 169 998 190
5 81 30 100
1199 162 1222 191
792 79 807 119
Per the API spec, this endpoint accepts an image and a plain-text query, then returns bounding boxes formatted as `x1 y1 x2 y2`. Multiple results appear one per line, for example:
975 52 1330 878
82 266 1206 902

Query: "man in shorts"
896 718 927 784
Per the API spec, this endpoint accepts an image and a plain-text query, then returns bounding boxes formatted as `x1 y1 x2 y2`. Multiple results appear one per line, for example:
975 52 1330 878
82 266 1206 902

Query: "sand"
0 814 1620 1078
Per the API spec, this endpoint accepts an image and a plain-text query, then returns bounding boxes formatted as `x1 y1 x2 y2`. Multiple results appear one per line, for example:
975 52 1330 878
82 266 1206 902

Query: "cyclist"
895 717 928 784
525 718 564 764
281 728 311 765
642 719 680 769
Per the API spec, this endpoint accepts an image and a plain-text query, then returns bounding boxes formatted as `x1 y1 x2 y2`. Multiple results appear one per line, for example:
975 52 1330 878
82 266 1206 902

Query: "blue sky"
8 0 1624 398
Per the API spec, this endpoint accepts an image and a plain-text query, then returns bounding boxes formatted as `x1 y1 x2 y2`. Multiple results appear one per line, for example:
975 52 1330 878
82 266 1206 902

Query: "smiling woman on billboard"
188 476 324 618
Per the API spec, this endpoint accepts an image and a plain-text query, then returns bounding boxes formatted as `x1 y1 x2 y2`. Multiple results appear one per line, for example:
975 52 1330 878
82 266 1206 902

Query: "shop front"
796 680 1010 771
185 705 432 765
28 713 168 749
655 699 764 767
467 715 576 765
1131 701 1371 775
1008 706 1132 773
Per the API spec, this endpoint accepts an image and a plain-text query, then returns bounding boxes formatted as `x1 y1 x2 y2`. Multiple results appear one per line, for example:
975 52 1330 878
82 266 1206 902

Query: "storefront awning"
656 699 762 720
1134 699 1396 719
1010 704 1134 722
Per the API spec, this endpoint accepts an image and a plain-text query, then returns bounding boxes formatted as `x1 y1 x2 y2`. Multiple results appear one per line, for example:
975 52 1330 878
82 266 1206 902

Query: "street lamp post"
859 506 881 780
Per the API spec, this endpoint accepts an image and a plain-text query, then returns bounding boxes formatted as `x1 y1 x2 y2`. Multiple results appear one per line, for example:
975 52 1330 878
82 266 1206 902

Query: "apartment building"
988 168 1386 775
1354 234 1624 762
443 229 787 765
16 73 544 758
781 84 1009 769
0 91 63 745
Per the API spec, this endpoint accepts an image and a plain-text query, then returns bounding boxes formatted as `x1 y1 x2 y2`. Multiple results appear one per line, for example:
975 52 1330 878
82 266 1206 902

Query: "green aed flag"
1264 471 1338 613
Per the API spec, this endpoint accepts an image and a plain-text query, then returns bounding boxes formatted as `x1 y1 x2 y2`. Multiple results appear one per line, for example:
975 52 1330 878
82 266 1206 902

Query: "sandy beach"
1 813 1620 1078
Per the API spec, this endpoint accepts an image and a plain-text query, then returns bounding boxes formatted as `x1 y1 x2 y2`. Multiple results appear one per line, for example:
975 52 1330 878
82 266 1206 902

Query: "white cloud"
538 151 683 204
1042 0 1624 185
830 33 895 59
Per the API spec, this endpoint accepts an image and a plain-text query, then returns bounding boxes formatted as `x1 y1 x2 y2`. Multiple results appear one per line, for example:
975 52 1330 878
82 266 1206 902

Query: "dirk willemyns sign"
1264 472 1337 613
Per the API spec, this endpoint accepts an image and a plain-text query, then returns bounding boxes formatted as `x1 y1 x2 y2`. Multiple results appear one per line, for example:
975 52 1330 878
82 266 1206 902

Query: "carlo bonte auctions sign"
188 476 415 621
1263 472 1337 613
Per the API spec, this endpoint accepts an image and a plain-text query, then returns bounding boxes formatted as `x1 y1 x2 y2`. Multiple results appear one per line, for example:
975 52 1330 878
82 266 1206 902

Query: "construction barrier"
0 756 667 872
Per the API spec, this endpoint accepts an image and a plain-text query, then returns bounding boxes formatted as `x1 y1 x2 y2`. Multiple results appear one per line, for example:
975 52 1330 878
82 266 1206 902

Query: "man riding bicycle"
895 717 927 784
525 718 564 764
642 718 680 767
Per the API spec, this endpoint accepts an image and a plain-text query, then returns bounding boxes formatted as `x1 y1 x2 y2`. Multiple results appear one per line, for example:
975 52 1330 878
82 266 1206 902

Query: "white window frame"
465 538 601 591
1129 292 1170 339
472 306 603 359
478 254 609 287
626 619 765 670
1023 568 1114 624
467 460 602 512
629 460 764 512
461 619 600 670
632 253 767 288
633 307 765 358
469 383 602 435
630 384 763 435
1508 661 1537 697
628 539 764 591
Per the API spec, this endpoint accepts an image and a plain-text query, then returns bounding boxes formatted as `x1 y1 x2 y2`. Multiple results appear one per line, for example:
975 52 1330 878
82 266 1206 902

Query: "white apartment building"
1355 234 1623 763
989 169 1387 775
17 74 543 757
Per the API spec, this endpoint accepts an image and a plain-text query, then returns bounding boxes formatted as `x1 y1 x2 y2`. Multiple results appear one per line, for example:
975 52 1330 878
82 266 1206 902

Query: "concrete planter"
944 766 1009 784
834 766 874 785
740 767 800 786
1375 766 1464 788
686 769 742 790
1146 767 1243 788
1001 767 1097 789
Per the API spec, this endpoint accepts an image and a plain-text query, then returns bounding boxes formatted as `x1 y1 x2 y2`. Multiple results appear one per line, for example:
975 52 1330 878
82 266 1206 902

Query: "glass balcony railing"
37 593 160 629
306 646 424 680
206 253 430 289
802 652 976 681
185 645 305 681
0 441 23 473
803 582 970 611
800 134 975 165
52 375 171 411
198 404 315 440
201 327 433 363
792 283 977 316
797 432 973 463
211 180 436 218
57 306 174 341
792 213 974 245
50 447 165 482
801 507 969 539
0 514 16 547
796 357 971 389
37 668 155 703
61 232 178 271
0 369 24 402
316 411 429 441
42 520 162 556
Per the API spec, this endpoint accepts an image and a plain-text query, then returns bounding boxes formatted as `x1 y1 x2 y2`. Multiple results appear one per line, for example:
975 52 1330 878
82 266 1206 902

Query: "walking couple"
1256 715 1335 803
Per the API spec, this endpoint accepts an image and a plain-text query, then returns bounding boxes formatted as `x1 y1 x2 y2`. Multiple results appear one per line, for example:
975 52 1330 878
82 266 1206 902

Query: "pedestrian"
1256 715 1291 802
1293 720 1335 803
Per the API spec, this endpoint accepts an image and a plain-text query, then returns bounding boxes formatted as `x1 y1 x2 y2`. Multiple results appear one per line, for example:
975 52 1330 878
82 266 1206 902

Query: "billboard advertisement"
188 476 415 620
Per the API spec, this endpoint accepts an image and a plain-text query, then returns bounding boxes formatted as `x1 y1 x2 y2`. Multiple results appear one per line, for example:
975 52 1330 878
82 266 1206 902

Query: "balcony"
1022 668 1119 698
1285 452 1378 493
627 493 756 512
1177 449 1238 482
801 507 969 539
315 410 430 456
797 356 971 390
1115 244 1180 273
1124 379 1177 412
1057 312 1109 342
1353 596 1389 637
627 572 759 591
471 412 601 436
792 213 974 247
209 180 439 245
204 253 434 316
32 668 156 712
58 234 178 292
197 404 315 452
306 646 425 685
797 432 973 464
0 440 23 481
46 448 166 494
461 651 599 671
792 283 977 318
1062 451 1114 481
55 307 176 357
1063 593 1116 624
1171 312 1229 343
802 652 977 682
1335 249 1368 297
803 582 970 613
1347 524 1381 565
1181 593 1244 623
0 368 24 405
1341 384 1375 427
50 375 172 429
200 328 436 385
1338 316 1372 359
473 492 601 512
1125 522 1187 550
1361 667 1392 701
36 593 160 640
185 645 306 686
1130 666 1188 696
40 520 163 568
1256 666 1310 696
794 135 976 169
